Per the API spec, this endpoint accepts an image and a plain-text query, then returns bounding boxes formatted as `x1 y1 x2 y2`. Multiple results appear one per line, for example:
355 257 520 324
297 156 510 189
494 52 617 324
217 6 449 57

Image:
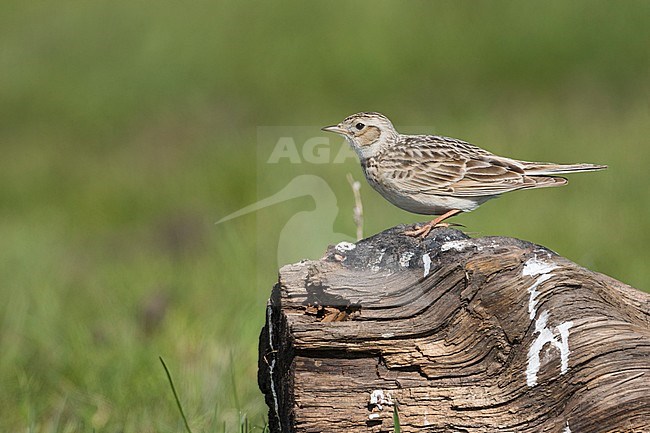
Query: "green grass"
393 404 401 433
159 357 194 433
1 1 649 431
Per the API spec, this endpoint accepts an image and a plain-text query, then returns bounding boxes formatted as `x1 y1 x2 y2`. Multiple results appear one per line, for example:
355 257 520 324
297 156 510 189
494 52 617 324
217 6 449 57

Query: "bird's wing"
377 136 555 197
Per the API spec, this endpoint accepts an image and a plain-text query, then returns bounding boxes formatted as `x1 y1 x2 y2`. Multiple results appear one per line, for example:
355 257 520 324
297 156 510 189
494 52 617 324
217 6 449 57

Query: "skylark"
322 112 606 238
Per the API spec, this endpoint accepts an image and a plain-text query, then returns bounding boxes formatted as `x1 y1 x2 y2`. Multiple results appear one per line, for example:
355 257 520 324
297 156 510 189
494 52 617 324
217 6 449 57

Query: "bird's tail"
522 162 607 176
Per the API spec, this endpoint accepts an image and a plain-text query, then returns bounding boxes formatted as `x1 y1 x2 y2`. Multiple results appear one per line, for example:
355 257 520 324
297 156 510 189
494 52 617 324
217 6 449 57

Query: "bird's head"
322 112 398 159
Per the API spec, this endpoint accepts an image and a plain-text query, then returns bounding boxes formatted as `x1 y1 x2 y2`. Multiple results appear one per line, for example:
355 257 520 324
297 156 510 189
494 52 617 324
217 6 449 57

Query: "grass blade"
393 403 401 433
159 356 194 433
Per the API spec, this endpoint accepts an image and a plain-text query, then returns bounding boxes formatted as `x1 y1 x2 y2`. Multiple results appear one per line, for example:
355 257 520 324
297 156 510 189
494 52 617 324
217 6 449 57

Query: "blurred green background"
1 1 648 431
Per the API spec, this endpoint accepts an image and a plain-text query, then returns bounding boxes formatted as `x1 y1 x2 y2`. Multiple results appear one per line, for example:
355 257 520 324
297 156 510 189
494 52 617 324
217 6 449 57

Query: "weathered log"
258 226 650 432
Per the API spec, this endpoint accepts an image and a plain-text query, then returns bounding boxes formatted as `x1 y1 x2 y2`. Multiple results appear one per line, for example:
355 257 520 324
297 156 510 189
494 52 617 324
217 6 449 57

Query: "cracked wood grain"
258 226 650 433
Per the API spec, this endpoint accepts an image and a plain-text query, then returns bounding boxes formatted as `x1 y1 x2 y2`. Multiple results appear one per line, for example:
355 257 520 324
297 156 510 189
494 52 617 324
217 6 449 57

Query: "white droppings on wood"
564 421 572 433
369 389 393 411
266 304 281 428
526 310 574 387
524 255 573 387
523 256 558 277
422 253 432 277
335 241 356 252
368 413 380 420
527 273 553 320
381 332 395 338
523 256 559 321
399 251 415 267
423 409 431 426
441 239 475 252
556 322 573 374
370 248 386 272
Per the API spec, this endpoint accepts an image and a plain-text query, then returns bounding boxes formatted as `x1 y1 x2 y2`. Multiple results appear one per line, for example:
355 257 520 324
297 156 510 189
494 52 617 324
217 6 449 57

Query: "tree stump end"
259 226 650 432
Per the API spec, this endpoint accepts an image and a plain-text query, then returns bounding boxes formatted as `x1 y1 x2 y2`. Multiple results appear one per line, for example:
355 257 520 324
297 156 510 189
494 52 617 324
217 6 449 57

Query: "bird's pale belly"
367 176 490 215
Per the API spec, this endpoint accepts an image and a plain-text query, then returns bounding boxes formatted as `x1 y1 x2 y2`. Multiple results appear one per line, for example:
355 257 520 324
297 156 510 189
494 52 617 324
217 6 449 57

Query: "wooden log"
258 226 650 433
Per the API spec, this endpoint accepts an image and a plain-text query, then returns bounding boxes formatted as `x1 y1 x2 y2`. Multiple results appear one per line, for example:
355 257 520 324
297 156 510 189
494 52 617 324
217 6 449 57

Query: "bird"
322 112 607 238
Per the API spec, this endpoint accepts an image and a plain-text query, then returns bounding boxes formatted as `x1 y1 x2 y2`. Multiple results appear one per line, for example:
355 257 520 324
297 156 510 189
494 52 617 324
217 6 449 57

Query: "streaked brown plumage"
322 112 607 237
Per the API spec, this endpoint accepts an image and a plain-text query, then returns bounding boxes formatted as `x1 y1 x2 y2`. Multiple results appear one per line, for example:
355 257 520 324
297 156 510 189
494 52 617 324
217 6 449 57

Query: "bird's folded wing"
379 151 540 197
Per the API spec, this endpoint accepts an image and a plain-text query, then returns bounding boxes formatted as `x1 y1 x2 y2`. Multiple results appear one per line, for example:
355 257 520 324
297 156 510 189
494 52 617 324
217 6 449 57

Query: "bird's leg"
404 209 462 238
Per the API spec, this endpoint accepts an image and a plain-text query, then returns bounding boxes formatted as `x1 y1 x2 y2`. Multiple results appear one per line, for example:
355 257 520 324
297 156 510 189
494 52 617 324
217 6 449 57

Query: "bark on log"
258 226 650 433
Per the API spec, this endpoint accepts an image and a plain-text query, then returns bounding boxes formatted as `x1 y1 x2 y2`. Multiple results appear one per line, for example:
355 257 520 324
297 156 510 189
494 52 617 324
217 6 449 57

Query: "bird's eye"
355 123 365 130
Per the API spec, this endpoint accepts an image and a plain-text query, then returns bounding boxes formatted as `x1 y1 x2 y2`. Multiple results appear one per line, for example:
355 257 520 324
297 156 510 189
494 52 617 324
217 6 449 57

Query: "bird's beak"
321 124 348 136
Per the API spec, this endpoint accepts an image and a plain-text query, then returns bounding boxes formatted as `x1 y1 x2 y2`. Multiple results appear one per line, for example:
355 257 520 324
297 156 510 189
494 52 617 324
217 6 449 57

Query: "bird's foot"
404 222 450 238
403 209 463 238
